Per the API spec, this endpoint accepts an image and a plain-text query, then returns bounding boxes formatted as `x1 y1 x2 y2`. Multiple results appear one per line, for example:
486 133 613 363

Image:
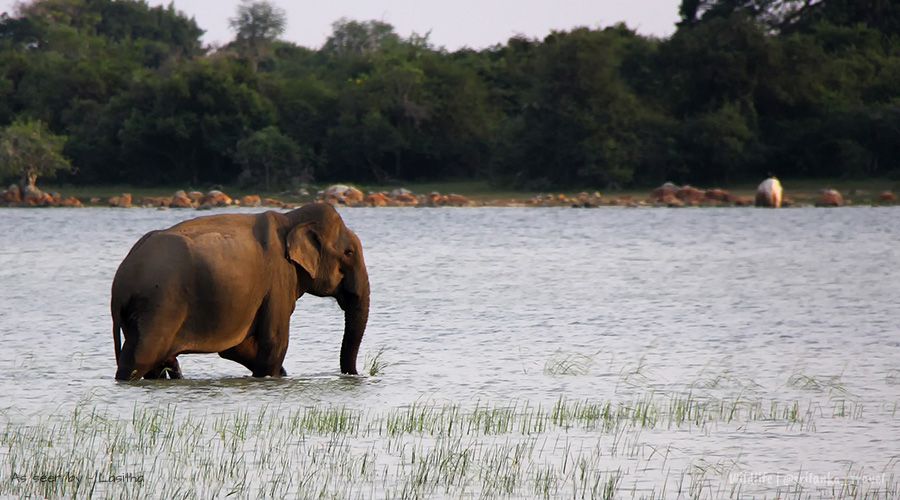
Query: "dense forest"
1 0 900 190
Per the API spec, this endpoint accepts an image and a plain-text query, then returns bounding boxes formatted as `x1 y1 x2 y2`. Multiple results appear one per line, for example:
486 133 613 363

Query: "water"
1 206 898 497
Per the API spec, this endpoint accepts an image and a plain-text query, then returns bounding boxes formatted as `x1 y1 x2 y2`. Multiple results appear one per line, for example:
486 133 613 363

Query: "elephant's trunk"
340 290 369 375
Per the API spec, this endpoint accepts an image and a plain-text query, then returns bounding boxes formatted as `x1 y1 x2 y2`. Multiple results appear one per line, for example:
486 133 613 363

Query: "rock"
23 186 46 206
240 195 262 207
108 193 133 208
262 198 286 208
661 193 684 207
202 190 232 207
571 192 597 208
650 182 679 202
60 196 83 207
676 185 705 205
170 193 194 208
140 196 170 208
390 188 413 197
444 193 471 207
878 191 896 203
755 177 783 208
187 191 204 203
364 192 390 207
36 193 55 207
90 197 101 205
344 187 364 204
322 184 365 205
325 184 351 197
704 188 735 203
734 196 755 206
392 193 419 206
816 189 844 207
2 184 22 204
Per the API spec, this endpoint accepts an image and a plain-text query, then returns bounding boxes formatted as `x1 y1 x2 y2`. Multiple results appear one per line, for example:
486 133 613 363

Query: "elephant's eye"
344 248 354 257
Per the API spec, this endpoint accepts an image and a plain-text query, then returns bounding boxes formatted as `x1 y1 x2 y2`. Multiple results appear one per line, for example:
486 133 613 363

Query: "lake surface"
1 206 898 498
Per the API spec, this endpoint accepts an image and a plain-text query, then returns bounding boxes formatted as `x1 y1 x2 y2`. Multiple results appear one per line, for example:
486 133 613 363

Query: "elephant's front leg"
219 303 291 377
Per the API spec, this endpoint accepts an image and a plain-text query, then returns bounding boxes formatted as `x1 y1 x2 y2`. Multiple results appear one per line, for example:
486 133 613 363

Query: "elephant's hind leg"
164 357 183 379
116 301 187 381
143 357 183 380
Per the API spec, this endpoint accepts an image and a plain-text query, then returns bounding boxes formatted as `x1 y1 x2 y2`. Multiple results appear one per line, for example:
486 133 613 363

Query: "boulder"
170 193 194 208
108 193 133 208
23 186 46 206
60 196 83 207
650 182 679 202
705 188 735 203
816 189 844 207
140 196 170 208
2 184 22 204
734 196 755 206
661 193 684 207
444 193 471 207
392 193 419 206
364 192 390 207
676 185 706 205
571 192 596 208
343 186 364 204
390 188 413 197
325 184 351 197
878 191 896 203
187 191 205 203
322 184 365 205
755 177 783 208
262 197 286 208
202 190 232 207
240 195 262 207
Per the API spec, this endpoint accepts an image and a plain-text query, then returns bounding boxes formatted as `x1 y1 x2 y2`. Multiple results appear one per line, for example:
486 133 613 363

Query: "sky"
1 0 682 50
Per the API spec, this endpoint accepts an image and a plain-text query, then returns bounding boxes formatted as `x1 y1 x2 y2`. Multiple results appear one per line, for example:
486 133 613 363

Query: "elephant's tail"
112 305 123 364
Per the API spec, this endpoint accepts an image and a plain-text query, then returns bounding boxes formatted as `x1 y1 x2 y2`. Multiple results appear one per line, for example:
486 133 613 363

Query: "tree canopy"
0 118 71 188
1 0 899 190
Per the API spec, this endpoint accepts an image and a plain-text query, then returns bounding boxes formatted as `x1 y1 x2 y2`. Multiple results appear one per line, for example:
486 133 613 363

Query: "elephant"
110 202 369 381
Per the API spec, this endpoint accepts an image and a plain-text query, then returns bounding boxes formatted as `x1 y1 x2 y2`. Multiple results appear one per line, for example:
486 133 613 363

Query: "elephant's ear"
286 223 320 277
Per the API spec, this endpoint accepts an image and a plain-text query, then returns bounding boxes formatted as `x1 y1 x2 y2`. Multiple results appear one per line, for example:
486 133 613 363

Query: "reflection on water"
1 206 899 495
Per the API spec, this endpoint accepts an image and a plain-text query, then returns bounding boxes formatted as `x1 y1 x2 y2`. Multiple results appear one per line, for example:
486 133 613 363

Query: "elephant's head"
285 203 370 374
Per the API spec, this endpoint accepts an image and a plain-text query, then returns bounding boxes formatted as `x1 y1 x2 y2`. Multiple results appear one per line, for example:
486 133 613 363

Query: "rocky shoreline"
1 182 897 209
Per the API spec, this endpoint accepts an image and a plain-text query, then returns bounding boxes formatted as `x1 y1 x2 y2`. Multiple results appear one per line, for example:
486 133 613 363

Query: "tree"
323 18 399 56
234 126 304 190
229 0 286 72
0 118 71 189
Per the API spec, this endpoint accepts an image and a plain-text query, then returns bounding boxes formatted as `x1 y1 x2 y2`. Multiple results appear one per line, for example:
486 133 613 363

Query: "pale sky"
1 0 681 50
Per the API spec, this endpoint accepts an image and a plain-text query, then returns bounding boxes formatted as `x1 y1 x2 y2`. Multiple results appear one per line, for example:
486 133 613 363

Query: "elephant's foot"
250 366 286 378
143 357 182 380
163 358 183 379
115 367 142 381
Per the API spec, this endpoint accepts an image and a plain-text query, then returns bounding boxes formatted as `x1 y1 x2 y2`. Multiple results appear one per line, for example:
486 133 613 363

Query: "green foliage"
0 118 71 187
2 0 900 189
234 126 305 190
323 18 400 56
229 0 286 71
